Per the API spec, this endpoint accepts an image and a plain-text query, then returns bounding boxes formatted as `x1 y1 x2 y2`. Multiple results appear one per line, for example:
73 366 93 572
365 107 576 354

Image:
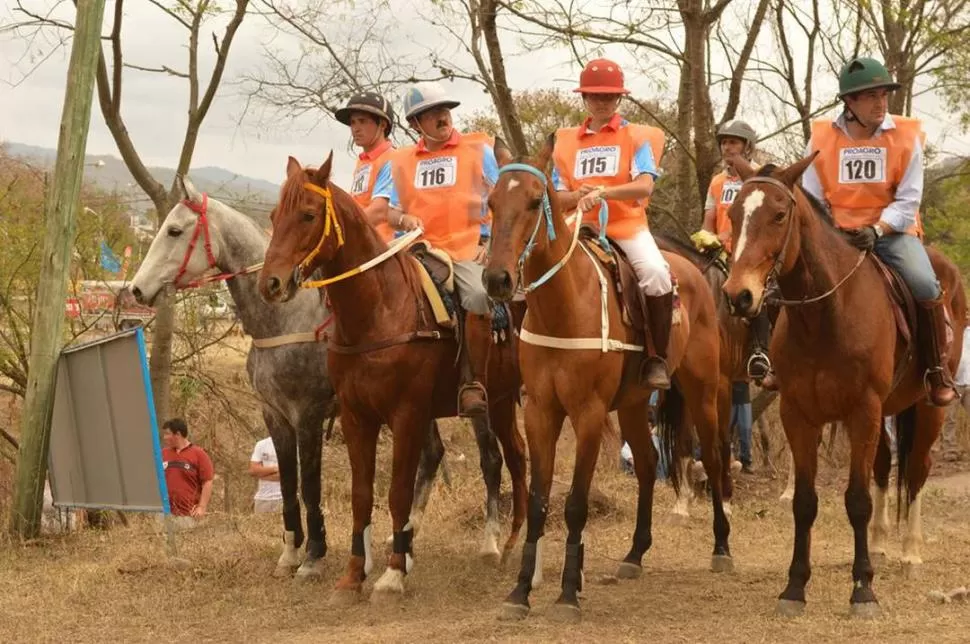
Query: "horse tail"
894 405 917 525
656 380 686 495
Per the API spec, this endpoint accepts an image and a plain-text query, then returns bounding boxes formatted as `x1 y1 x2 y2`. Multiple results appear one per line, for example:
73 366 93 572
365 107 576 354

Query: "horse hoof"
775 599 806 618
668 512 690 526
295 559 325 582
480 549 501 567
615 562 642 580
711 555 734 573
850 602 881 620
779 492 794 503
371 568 406 601
546 602 582 624
498 602 530 621
901 561 922 580
328 588 361 607
273 564 297 578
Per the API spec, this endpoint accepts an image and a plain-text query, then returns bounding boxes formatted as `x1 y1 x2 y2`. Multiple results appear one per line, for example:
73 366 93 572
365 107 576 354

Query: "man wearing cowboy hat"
334 92 397 242
551 58 671 389
802 56 956 406
386 81 501 417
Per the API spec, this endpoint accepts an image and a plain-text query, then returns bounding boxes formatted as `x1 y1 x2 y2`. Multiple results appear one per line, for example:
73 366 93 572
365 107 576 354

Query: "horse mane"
756 163 837 230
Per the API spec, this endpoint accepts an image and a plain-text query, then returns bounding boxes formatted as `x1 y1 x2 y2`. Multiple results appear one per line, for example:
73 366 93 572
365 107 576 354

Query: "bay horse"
483 154 729 622
130 177 450 579
722 157 967 618
258 155 527 603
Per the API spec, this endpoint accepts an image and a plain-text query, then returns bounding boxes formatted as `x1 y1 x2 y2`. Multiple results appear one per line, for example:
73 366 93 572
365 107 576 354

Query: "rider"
802 56 956 407
696 120 774 386
386 81 500 417
550 58 671 389
334 92 397 242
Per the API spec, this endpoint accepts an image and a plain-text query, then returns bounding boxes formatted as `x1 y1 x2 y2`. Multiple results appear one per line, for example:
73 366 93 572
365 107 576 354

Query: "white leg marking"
780 448 795 502
531 537 544 589
734 188 765 260
670 457 694 518
480 517 501 560
721 500 733 518
363 524 374 576
276 530 300 570
870 485 890 557
901 491 924 566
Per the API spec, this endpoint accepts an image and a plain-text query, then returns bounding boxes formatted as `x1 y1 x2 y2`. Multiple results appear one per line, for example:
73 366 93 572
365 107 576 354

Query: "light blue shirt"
801 113 923 232
370 160 393 201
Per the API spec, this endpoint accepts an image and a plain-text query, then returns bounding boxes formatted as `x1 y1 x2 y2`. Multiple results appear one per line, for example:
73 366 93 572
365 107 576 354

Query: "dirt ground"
1 339 969 643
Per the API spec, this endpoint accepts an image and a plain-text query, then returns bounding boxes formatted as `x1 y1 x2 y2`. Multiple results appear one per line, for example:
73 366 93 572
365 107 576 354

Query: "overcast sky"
2 1 969 190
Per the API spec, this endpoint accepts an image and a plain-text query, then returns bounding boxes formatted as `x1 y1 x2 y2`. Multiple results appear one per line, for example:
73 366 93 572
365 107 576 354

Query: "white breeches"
613 229 672 296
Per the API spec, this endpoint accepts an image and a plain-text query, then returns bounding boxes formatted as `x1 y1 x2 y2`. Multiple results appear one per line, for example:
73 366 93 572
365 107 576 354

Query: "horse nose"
266 275 282 296
130 286 143 303
732 288 754 316
484 268 514 300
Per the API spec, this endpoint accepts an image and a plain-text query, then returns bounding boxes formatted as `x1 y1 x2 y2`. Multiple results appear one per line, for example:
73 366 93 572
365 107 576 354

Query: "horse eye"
167 227 182 238
528 198 542 211
302 211 315 223
774 211 787 224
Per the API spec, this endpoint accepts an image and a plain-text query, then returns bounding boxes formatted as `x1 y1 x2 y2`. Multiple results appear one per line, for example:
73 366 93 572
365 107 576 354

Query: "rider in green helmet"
801 56 956 406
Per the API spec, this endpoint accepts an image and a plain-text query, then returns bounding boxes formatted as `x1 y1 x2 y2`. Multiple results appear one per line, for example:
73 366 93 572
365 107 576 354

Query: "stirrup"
640 357 671 390
923 367 957 407
457 382 488 417
747 351 772 382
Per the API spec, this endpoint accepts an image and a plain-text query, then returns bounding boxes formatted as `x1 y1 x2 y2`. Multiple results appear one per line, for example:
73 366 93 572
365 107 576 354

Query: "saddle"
577 226 681 336
870 254 919 379
408 242 512 342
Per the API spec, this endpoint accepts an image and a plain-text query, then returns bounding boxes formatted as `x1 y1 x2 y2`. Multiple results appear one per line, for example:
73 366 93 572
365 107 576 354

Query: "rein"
742 176 867 308
175 193 264 289
296 182 423 289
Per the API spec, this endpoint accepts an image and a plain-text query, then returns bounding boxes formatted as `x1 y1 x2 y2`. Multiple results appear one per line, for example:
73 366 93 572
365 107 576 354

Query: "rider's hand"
577 185 599 196
396 214 421 232
842 226 877 251
577 188 606 213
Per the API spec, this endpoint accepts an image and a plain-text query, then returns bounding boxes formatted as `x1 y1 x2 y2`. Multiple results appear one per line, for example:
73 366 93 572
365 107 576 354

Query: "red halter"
173 193 218 288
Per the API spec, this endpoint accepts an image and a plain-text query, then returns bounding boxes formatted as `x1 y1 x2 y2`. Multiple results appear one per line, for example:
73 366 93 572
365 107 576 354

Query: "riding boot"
746 308 776 390
640 292 673 390
918 295 957 407
457 312 489 417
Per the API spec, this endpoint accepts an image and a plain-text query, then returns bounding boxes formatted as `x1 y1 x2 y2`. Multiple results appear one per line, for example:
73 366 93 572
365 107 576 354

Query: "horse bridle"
740 175 867 308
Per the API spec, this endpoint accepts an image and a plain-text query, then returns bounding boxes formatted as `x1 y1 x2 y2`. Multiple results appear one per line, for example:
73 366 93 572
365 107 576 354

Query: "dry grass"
1 341 969 643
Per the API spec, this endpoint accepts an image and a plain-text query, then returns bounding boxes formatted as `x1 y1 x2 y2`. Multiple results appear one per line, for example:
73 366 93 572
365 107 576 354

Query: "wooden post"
10 0 107 539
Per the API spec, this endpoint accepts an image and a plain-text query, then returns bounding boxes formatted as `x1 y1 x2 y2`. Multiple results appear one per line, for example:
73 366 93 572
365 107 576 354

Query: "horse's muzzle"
724 287 757 318
483 267 515 302
260 272 296 303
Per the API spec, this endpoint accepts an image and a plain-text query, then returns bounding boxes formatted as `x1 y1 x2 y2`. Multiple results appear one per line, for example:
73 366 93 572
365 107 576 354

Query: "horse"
722 157 967 618
129 177 452 579
483 153 730 622
257 155 528 603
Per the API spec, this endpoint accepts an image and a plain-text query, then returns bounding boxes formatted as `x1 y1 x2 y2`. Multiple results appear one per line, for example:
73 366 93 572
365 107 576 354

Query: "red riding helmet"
574 58 630 95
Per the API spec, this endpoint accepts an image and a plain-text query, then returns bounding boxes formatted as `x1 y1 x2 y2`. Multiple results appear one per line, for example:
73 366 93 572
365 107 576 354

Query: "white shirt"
956 326 970 387
801 113 924 233
250 437 283 501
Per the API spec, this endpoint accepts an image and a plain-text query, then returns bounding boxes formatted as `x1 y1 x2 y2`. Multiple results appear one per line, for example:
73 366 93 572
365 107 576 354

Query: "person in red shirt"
161 418 214 518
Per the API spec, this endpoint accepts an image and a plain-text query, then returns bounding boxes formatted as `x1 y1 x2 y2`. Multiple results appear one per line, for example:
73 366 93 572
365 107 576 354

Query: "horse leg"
843 402 882 618
668 418 694 522
776 403 820 617
468 411 504 565
295 411 327 581
718 376 735 518
870 428 892 564
265 410 302 577
372 407 432 601
330 411 380 605
384 419 444 549
616 400 658 579
780 447 796 502
899 404 944 578
489 397 528 564
500 400 564 621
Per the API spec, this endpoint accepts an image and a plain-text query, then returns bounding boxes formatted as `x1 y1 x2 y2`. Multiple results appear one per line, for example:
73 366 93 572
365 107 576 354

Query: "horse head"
259 153 344 303
722 154 817 317
483 133 557 301
130 175 223 305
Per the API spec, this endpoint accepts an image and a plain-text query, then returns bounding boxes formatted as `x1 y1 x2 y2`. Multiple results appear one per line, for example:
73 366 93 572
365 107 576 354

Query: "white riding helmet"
403 82 461 121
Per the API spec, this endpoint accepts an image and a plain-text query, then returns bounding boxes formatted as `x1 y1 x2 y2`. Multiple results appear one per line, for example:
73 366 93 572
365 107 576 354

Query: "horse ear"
313 151 334 186
286 156 302 178
178 175 202 202
532 131 556 173
732 156 755 181
494 135 513 168
778 152 819 188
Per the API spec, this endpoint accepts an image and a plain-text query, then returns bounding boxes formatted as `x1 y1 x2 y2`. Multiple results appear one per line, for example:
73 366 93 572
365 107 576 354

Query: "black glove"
842 226 877 250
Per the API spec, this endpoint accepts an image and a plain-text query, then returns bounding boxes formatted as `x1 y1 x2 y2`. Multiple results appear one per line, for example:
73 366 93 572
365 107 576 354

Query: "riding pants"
453 260 492 315
613 229 673 296
873 233 941 302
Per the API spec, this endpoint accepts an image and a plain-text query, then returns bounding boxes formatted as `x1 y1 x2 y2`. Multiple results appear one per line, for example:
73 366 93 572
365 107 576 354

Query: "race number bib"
414 156 457 189
839 147 887 184
720 179 743 206
574 146 620 179
350 164 371 195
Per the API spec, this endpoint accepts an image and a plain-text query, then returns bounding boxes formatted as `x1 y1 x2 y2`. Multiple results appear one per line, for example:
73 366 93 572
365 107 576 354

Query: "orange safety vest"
350 142 396 243
553 121 665 240
708 170 744 253
391 132 492 262
810 115 924 236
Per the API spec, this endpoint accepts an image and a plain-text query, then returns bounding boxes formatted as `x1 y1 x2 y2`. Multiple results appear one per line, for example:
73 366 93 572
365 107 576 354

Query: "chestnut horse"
722 157 967 618
483 156 729 622
258 155 527 603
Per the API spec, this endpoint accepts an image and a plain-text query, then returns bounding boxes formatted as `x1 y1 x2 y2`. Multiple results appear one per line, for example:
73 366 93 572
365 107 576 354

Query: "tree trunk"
477 0 528 155
149 284 175 423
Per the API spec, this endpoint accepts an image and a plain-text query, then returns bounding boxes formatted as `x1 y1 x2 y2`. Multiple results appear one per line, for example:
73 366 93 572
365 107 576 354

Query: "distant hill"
2 141 278 227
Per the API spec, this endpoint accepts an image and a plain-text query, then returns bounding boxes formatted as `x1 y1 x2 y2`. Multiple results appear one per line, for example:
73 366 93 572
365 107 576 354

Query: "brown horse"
722 157 967 618
483 156 729 622
258 155 527 603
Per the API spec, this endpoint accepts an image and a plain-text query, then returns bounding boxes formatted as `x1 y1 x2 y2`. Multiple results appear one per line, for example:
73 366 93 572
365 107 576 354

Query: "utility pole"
10 0 107 538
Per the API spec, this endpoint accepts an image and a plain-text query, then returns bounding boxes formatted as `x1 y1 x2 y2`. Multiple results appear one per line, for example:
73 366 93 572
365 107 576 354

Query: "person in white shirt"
940 326 970 461
249 437 283 513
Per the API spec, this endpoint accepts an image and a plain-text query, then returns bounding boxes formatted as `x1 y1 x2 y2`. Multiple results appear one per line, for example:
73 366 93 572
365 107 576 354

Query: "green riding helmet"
716 119 757 145
838 57 901 99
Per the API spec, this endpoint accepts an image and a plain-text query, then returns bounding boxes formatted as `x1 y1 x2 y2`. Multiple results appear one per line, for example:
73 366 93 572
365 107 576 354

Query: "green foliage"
922 162 970 292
